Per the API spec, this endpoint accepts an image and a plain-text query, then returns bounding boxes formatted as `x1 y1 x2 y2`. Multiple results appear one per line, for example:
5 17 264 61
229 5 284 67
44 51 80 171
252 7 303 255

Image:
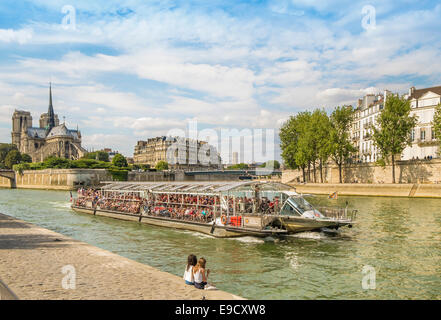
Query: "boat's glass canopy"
99 181 292 195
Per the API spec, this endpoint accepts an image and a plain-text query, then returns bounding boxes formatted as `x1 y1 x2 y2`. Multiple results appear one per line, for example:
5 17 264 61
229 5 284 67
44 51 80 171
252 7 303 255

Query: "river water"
0 188 440 299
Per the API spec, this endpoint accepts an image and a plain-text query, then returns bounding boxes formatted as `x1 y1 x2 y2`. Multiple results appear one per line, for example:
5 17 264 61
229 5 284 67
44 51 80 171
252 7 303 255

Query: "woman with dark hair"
183 254 198 285
193 257 210 289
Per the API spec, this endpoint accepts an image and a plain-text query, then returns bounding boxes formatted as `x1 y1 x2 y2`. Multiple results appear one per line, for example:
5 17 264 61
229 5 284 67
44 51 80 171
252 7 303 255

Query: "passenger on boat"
193 257 210 290
183 254 198 285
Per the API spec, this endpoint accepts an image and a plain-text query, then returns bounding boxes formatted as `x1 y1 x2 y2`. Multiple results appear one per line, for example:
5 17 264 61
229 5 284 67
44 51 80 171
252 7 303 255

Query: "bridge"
184 169 282 178
0 170 16 188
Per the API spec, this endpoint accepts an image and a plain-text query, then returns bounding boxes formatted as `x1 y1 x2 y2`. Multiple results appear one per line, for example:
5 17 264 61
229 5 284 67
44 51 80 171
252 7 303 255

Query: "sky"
1 0 441 162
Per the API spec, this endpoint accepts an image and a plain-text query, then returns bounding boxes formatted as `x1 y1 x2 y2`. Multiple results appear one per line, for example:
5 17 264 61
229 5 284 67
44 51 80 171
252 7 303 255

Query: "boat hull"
71 206 287 238
278 216 353 233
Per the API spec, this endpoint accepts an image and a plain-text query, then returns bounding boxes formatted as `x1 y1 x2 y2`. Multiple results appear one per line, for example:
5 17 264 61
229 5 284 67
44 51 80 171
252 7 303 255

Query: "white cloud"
0 28 33 44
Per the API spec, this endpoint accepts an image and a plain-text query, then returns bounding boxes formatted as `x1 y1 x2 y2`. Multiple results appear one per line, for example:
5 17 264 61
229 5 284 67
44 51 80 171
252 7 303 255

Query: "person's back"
184 254 197 285
193 257 209 289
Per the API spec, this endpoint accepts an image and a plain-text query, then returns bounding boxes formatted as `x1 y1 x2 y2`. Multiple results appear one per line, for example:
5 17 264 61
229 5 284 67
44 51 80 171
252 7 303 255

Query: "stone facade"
282 159 441 185
11 84 86 162
402 86 441 160
350 85 441 163
133 136 221 169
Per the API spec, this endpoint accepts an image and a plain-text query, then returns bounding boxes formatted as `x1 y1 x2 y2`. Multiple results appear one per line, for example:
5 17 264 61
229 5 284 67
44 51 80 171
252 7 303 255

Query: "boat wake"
229 236 266 244
50 201 72 210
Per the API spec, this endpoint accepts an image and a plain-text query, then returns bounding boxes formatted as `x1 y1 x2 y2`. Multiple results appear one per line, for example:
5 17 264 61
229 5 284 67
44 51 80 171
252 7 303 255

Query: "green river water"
0 188 440 299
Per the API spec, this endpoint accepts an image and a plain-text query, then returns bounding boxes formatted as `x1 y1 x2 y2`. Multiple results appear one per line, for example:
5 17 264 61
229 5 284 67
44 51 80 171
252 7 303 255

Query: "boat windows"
288 196 315 214
280 196 316 216
280 201 301 216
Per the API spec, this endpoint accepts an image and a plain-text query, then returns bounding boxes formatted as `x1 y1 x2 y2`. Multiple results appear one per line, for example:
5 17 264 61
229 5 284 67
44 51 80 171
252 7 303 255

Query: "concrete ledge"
0 278 18 300
0 213 243 300
290 183 441 198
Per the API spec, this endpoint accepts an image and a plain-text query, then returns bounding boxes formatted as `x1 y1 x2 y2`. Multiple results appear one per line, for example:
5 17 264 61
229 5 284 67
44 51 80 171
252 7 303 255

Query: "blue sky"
1 0 441 161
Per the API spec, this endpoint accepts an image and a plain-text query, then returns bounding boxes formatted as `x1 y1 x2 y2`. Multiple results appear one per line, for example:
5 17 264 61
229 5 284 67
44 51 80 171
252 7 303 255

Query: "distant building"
350 85 440 163
133 136 221 169
402 86 441 160
232 152 239 165
350 91 388 163
11 84 86 162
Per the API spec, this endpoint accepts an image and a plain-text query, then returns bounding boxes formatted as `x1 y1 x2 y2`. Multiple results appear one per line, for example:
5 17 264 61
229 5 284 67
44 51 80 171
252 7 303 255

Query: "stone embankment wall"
0 169 178 190
0 169 240 190
0 169 112 190
290 183 441 198
283 160 441 184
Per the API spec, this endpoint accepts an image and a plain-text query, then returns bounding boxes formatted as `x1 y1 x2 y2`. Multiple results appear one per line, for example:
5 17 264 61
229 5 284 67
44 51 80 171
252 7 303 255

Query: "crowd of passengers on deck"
74 188 282 220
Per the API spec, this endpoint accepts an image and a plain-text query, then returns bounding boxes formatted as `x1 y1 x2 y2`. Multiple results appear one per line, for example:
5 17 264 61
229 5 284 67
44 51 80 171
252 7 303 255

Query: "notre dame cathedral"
11 84 87 162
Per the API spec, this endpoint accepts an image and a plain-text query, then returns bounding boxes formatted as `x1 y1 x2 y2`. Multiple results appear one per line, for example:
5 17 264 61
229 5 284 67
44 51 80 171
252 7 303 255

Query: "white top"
194 269 203 283
183 266 194 283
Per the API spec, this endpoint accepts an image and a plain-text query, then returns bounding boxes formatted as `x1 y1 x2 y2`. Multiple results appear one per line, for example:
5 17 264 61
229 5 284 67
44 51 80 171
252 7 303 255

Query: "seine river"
0 189 440 299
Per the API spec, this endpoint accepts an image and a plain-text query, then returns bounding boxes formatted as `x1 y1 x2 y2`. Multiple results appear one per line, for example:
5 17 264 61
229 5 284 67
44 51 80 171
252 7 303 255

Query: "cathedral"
11 84 86 162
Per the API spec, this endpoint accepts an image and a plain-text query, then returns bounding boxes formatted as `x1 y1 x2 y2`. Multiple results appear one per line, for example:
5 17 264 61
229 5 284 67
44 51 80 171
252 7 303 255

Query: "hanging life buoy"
221 215 227 225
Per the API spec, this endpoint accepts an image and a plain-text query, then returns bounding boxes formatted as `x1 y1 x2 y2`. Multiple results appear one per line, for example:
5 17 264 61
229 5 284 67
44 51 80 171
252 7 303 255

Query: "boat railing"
143 209 215 224
316 207 358 221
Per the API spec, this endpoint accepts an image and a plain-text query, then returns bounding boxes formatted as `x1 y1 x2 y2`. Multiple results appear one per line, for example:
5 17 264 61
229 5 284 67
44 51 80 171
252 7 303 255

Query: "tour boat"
71 181 356 238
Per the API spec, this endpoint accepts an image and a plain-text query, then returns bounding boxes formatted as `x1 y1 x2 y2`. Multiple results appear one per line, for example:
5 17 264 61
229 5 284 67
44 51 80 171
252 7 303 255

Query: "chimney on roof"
409 86 415 96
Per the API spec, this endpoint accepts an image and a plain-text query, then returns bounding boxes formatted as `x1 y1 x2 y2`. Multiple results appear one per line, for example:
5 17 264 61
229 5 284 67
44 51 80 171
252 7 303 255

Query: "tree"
433 103 441 152
280 116 301 171
312 109 333 183
4 149 22 169
21 154 32 163
0 144 18 168
372 94 417 183
112 153 128 167
280 112 314 183
329 105 356 183
155 160 169 171
43 156 71 169
85 151 110 162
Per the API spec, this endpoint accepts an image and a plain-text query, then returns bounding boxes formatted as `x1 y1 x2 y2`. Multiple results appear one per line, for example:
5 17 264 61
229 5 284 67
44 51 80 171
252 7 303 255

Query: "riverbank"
289 183 441 198
0 213 242 300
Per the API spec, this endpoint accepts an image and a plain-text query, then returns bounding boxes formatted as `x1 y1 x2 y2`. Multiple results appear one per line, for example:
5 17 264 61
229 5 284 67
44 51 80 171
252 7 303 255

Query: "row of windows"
410 127 436 142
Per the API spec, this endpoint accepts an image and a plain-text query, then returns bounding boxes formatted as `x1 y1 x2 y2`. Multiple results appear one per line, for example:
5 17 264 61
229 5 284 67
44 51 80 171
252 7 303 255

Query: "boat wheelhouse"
71 181 356 238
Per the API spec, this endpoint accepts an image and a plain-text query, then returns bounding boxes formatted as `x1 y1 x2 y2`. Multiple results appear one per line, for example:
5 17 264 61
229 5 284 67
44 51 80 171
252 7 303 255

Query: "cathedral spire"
47 82 56 130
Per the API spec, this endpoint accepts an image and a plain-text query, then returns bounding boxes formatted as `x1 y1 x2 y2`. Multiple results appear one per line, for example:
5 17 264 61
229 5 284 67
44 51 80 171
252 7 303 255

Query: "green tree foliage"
280 110 334 183
155 160 169 171
228 163 249 170
311 109 333 183
43 156 71 169
279 116 301 171
329 105 356 183
372 94 417 183
85 151 110 162
21 154 32 163
0 144 18 168
112 153 128 167
4 149 22 169
13 163 31 175
432 103 441 152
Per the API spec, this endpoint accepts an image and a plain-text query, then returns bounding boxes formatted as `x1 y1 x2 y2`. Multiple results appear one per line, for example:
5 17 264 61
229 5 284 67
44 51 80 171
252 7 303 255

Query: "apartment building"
350 85 440 163
402 86 441 160
133 136 222 169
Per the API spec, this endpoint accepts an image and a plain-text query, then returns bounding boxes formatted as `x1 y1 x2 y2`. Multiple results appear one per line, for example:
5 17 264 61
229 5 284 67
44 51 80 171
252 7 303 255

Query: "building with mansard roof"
11 84 87 162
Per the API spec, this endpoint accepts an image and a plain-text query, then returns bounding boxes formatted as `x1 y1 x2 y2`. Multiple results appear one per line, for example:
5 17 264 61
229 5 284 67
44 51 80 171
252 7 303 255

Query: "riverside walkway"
0 213 242 300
